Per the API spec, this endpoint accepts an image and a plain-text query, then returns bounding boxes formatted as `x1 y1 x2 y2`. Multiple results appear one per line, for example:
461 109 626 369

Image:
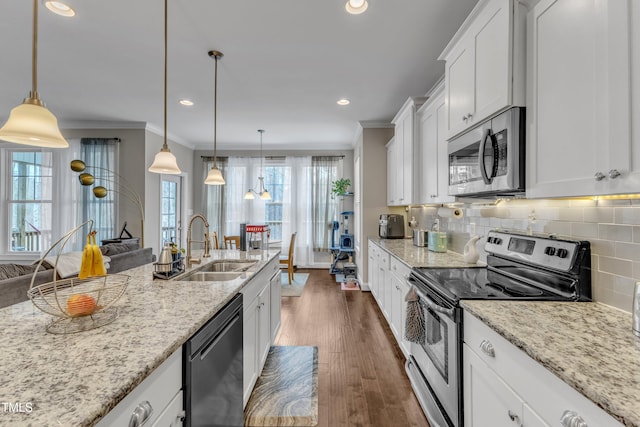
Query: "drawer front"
389 256 411 279
463 311 623 427
241 258 277 304
96 349 182 427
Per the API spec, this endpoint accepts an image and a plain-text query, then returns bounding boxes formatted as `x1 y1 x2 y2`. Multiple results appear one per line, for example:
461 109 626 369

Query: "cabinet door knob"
128 401 153 427
467 113 473 120
594 172 606 181
507 410 520 423
560 410 588 427
608 169 621 179
462 116 468 122
479 339 495 357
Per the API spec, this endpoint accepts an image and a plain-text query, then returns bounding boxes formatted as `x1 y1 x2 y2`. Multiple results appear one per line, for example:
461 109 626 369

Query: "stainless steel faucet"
186 214 211 265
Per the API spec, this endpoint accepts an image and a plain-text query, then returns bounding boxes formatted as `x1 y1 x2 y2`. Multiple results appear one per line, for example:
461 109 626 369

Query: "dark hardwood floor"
275 269 430 427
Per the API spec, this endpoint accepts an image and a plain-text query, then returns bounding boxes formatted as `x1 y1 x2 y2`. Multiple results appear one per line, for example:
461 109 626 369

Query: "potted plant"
331 178 352 197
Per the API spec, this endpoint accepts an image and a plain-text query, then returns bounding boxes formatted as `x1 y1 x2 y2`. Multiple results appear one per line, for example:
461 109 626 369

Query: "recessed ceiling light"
179 99 194 106
345 0 368 15
337 99 350 106
43 1 76 17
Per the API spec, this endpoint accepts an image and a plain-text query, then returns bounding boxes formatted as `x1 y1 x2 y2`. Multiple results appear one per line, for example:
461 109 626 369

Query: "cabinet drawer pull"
507 410 519 423
128 400 153 427
608 169 621 179
560 410 588 427
479 339 495 357
594 171 606 181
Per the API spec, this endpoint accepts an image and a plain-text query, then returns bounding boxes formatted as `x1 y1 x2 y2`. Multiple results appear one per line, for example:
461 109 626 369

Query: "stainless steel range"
404 229 591 427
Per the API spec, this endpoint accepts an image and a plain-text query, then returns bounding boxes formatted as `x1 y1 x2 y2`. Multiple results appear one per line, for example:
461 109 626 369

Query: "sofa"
0 243 154 309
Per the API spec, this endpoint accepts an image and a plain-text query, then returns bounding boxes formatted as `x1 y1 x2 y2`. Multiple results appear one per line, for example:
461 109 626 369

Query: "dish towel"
404 286 426 345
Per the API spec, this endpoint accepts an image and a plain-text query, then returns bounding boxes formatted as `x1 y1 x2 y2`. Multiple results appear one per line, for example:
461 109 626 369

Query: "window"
8 151 53 252
264 165 286 241
202 155 342 267
161 175 182 246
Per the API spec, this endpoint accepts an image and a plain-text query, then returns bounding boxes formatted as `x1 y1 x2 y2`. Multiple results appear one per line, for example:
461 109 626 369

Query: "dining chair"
279 232 296 284
223 235 241 250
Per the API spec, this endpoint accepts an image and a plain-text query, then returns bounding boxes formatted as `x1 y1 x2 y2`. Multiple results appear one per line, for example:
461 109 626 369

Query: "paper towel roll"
437 207 464 219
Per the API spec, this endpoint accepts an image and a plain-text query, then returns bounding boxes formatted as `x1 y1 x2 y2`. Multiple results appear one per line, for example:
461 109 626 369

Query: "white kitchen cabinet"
269 269 281 342
386 137 399 206
389 257 411 357
389 97 427 206
96 349 183 427
464 344 547 427
367 241 380 299
151 390 184 427
416 81 455 204
526 0 640 198
464 311 623 427
440 0 527 139
241 257 279 407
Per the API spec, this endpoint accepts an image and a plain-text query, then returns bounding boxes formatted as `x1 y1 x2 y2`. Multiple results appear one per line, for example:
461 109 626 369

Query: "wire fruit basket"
28 220 130 334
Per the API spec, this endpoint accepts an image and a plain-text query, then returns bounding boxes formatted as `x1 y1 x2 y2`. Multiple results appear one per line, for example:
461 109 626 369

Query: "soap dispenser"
463 235 481 264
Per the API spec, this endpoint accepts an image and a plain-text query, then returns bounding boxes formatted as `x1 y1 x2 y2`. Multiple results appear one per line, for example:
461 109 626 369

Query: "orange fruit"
66 294 97 317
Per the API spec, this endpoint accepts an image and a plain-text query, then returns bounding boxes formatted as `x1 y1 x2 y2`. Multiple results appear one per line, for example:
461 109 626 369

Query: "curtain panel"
80 138 119 242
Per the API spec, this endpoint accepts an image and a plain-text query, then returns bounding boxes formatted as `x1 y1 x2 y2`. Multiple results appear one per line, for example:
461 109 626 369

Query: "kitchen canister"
428 232 448 253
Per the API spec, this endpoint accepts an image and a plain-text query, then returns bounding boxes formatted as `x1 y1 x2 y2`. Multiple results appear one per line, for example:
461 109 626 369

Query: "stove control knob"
544 246 556 256
556 248 569 258
487 237 495 244
493 237 502 245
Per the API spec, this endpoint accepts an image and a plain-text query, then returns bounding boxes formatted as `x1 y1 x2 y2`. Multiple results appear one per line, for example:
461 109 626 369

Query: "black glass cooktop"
412 266 574 302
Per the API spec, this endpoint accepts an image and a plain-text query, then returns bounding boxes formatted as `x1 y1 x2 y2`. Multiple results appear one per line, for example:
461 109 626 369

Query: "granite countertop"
369 236 484 268
0 249 279 427
461 301 640 427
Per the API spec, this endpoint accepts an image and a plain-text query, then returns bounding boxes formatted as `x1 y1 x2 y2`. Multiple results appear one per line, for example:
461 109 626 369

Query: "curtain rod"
200 154 344 160
80 137 121 142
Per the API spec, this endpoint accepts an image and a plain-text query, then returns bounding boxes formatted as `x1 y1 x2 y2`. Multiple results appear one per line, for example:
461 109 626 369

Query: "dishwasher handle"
198 312 241 361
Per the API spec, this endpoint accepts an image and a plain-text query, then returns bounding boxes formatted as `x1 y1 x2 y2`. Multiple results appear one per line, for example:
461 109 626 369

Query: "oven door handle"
407 277 455 318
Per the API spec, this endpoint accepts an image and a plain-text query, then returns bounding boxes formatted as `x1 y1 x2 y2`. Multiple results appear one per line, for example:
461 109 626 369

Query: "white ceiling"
0 0 478 150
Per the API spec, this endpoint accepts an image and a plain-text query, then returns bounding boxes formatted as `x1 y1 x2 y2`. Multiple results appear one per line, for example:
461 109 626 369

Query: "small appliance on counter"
413 229 428 247
379 214 405 239
428 232 447 252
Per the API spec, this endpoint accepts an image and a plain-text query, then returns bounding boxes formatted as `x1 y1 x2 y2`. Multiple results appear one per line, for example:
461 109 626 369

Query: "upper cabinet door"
526 0 635 198
446 42 475 137
416 81 455 204
474 1 511 123
440 0 526 140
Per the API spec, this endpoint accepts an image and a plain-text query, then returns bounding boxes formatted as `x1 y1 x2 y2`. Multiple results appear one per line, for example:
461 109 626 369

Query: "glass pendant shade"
148 147 181 174
205 167 225 185
244 190 255 200
260 189 271 200
0 101 68 148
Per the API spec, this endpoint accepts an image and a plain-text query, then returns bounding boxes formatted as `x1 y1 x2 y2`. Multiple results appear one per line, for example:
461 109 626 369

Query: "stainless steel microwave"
448 107 525 197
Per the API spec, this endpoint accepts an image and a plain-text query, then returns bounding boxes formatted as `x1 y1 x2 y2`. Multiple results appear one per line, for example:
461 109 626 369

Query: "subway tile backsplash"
409 198 640 313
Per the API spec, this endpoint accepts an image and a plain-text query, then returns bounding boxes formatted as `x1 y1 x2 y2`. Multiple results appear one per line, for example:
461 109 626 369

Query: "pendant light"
0 0 68 148
148 0 182 174
244 129 271 200
204 50 225 185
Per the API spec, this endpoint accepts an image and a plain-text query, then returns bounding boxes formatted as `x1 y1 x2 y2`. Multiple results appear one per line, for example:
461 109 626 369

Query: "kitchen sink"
183 272 245 282
199 261 256 272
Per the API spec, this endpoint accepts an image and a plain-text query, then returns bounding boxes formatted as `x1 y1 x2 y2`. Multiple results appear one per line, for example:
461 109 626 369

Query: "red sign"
246 224 269 232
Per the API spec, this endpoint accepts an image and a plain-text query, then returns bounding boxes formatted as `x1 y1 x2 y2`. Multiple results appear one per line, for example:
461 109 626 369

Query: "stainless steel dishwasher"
184 294 243 427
